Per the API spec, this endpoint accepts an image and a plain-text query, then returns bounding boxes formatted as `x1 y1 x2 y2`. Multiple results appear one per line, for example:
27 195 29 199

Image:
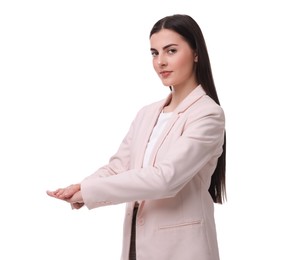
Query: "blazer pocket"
158 219 202 230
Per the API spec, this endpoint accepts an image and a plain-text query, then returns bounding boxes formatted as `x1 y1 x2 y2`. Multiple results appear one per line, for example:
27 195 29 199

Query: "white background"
1 0 293 259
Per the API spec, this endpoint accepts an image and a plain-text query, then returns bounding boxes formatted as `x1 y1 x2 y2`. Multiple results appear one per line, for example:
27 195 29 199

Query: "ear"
194 54 198 62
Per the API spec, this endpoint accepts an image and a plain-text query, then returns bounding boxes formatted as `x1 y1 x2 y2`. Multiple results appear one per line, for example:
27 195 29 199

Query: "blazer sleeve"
81 103 225 209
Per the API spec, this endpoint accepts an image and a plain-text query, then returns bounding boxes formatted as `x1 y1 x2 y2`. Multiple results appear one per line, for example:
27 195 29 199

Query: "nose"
158 60 166 66
157 54 167 67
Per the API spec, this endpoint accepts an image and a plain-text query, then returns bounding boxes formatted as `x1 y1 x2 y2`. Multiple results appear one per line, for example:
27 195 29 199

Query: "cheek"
180 52 194 67
176 56 194 74
152 60 159 72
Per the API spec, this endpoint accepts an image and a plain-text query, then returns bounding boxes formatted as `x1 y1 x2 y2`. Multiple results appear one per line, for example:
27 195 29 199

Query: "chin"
161 81 172 87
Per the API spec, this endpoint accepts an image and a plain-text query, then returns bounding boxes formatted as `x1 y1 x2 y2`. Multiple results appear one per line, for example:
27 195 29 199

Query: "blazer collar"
161 84 206 114
146 85 207 167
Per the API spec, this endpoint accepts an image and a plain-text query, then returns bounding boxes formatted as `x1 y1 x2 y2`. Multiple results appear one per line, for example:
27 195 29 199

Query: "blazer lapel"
148 85 206 166
134 98 168 168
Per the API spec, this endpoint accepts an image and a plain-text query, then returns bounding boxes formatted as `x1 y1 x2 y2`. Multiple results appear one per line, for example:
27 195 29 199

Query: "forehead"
150 29 186 48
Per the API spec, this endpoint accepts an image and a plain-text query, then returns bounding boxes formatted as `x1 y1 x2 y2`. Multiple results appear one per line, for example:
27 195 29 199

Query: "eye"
151 50 158 57
168 48 177 54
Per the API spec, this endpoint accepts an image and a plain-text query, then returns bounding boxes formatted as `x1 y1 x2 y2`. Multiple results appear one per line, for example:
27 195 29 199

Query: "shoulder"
186 94 225 125
197 95 224 114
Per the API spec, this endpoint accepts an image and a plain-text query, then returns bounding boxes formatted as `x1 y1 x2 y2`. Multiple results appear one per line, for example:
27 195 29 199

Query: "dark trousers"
129 205 138 260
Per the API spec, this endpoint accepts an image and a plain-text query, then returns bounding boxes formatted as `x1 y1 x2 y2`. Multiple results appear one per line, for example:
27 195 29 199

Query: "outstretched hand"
47 184 84 209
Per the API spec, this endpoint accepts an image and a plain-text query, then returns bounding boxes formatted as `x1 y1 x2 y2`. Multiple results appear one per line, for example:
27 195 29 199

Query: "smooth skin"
47 28 199 209
46 184 83 209
151 29 198 112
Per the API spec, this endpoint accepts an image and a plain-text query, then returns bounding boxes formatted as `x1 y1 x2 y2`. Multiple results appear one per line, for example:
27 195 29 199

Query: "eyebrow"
150 43 178 52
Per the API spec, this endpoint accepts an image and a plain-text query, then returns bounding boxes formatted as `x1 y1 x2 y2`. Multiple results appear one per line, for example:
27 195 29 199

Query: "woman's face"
150 29 197 89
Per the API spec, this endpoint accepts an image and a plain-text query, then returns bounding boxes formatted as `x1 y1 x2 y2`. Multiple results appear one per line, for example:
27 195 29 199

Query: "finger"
62 184 80 198
59 188 76 199
47 188 63 197
47 188 68 200
55 189 67 198
63 187 76 198
67 184 80 193
46 190 55 197
47 189 62 197
47 184 80 199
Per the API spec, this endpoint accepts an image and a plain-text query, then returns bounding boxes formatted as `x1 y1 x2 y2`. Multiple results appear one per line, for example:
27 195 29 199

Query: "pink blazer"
81 85 225 260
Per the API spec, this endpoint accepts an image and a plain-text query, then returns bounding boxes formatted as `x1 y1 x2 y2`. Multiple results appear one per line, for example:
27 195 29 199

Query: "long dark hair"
150 14 226 204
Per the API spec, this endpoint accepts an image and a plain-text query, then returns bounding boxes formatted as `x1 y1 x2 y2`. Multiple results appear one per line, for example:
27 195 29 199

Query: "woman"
47 14 226 260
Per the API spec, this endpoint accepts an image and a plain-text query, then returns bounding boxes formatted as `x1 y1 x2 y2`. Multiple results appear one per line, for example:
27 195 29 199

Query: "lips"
160 71 172 78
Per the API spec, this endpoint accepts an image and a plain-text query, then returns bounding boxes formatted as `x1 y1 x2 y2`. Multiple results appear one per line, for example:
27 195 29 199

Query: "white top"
143 112 173 168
